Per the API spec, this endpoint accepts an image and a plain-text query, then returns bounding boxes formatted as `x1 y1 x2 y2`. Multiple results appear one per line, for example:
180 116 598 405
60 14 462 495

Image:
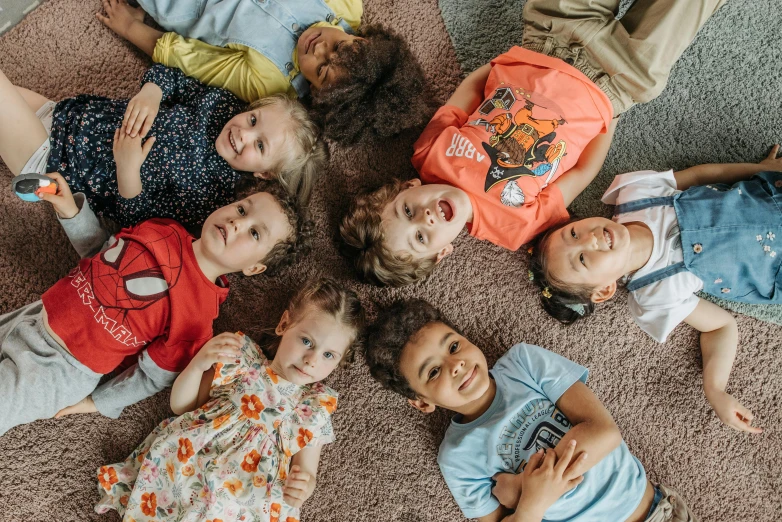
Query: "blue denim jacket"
137 0 354 96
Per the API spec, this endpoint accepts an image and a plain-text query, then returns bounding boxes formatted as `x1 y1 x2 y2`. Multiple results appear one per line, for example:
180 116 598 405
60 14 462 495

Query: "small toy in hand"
11 173 58 202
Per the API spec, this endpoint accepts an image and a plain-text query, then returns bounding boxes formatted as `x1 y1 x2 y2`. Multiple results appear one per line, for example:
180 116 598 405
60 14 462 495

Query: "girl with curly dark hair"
98 0 433 144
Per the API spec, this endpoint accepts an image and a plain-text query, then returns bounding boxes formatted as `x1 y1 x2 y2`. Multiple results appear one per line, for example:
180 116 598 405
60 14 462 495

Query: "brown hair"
339 178 437 287
248 95 327 205
234 177 314 274
310 24 437 145
264 277 366 367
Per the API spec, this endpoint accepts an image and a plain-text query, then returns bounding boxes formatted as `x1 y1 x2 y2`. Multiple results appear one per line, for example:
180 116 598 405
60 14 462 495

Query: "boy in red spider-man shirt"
0 173 309 437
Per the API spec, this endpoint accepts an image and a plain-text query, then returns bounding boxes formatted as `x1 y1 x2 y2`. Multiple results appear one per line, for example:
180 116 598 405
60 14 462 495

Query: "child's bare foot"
96 0 145 38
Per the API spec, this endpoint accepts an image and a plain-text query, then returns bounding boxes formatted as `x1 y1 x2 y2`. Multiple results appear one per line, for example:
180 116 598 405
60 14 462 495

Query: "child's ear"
402 178 422 190
435 243 454 264
242 263 267 277
253 172 274 180
275 310 291 336
590 281 617 303
408 397 436 414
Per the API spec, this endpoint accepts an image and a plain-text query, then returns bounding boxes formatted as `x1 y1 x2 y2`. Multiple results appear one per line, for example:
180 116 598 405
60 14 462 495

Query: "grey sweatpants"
0 300 101 437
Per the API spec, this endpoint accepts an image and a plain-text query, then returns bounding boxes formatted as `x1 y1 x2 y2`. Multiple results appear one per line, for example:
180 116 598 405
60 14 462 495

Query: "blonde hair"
248 95 327 205
339 178 437 287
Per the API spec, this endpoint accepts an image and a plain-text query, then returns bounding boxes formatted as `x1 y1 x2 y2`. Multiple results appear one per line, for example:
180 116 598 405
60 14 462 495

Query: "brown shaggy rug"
0 1 780 521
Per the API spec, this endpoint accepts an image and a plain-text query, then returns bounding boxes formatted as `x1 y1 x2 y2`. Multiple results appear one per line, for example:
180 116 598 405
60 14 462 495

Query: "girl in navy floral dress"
0 64 325 227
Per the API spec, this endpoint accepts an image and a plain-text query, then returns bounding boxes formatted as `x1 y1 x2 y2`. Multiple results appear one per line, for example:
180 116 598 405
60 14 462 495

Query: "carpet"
0 1 780 522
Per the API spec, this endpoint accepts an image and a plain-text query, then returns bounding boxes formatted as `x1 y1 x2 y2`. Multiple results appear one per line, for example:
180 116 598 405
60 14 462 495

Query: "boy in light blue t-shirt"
366 299 698 522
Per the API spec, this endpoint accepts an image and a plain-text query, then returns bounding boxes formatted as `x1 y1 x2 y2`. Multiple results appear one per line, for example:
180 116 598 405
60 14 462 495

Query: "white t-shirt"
602 170 703 343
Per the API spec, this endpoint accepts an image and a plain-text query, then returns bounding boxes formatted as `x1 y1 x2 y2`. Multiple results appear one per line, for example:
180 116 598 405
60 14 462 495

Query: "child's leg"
645 484 699 522
15 86 52 113
617 0 728 101
0 69 49 176
521 0 727 114
0 302 101 437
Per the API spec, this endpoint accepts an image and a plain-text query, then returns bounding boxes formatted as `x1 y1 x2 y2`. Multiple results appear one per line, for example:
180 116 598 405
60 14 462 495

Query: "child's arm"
283 444 323 508
553 118 618 206
479 442 585 522
674 144 782 190
683 299 763 434
170 332 243 415
97 0 162 57
446 64 492 115
39 173 111 258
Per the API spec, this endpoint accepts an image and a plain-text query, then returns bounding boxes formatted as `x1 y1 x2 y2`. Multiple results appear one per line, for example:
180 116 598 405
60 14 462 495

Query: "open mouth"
437 200 454 222
216 225 227 244
603 228 613 249
459 365 477 391
228 130 239 154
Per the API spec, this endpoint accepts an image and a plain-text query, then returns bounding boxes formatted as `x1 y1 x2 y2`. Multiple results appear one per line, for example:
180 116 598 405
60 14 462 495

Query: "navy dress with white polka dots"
47 65 245 228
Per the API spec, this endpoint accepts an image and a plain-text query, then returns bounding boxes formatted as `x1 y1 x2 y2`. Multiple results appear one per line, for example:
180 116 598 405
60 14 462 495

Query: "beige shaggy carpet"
0 1 780 521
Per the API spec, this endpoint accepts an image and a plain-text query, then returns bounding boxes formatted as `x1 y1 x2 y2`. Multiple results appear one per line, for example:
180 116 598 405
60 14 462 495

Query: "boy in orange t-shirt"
340 0 727 287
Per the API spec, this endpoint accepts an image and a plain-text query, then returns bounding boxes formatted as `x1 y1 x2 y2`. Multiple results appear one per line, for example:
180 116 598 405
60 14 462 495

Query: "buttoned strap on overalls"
615 171 782 303
138 0 354 97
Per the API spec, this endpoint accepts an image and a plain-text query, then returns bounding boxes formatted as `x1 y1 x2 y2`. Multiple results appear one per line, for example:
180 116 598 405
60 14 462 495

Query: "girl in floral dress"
0 64 325 227
95 278 365 521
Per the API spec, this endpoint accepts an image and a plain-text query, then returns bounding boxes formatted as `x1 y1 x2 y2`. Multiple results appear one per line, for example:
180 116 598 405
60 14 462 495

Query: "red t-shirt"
42 219 229 374
412 46 613 250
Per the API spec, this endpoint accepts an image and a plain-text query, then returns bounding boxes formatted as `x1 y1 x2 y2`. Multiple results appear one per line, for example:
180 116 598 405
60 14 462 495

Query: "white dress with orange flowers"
95 334 337 522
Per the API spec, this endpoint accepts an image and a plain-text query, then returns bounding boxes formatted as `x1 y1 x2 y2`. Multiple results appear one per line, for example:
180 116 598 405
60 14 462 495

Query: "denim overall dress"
616 171 782 303
137 0 354 97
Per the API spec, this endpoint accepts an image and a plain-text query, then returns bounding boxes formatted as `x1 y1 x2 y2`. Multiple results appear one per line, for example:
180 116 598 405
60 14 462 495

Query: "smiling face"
399 321 492 413
270 303 354 385
215 103 295 176
198 191 293 278
544 217 635 295
297 26 362 91
380 180 472 263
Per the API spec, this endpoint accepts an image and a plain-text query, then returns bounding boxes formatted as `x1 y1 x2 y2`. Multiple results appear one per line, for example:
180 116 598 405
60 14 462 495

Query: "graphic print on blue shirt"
498 400 572 471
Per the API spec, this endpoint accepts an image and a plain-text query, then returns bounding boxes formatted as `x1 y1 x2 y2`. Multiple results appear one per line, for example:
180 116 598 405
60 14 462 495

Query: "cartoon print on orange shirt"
468 86 568 207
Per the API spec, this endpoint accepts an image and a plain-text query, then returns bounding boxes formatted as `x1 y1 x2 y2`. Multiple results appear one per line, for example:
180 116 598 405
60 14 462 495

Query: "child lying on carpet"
96 0 433 144
95 278 365 522
0 172 310 435
0 63 324 227
367 299 697 522
339 0 728 286
527 149 782 434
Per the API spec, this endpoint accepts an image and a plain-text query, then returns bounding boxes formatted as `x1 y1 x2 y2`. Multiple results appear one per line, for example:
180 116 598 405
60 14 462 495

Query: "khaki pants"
522 0 729 115
646 483 699 522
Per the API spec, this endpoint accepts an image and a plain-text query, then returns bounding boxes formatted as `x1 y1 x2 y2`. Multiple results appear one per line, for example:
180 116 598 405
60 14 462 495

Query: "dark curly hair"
234 176 314 274
366 299 458 399
339 178 437 286
528 221 597 325
311 24 436 145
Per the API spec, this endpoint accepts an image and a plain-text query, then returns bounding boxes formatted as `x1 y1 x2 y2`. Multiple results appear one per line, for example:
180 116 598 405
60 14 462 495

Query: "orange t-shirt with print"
412 46 613 251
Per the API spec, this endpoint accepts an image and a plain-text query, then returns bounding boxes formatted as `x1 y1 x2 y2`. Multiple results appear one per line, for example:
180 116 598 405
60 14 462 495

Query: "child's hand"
515 441 586 519
759 144 782 171
55 396 97 418
123 83 163 138
38 172 79 219
706 389 763 434
96 0 146 39
283 465 316 508
190 332 243 373
113 127 156 175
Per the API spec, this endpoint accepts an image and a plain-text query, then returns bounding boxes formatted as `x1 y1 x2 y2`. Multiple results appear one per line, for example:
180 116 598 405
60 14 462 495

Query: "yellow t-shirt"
152 0 362 103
